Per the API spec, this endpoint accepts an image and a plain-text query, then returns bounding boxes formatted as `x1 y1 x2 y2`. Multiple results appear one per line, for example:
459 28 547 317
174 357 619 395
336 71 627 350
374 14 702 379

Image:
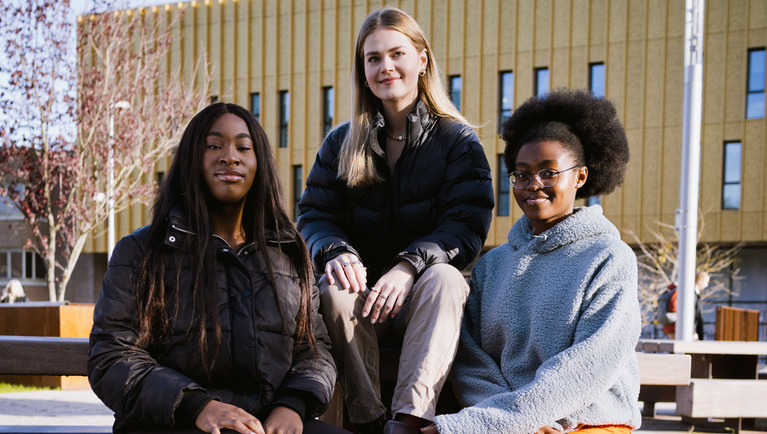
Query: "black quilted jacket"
298 101 494 281
88 211 336 432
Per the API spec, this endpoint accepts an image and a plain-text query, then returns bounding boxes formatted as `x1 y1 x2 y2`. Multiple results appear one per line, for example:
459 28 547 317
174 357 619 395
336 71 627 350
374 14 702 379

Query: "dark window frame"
293 165 303 221
0 249 45 281
589 62 605 97
497 155 511 217
746 48 766 119
448 75 462 111
322 86 334 137
722 141 742 210
534 67 549 97
279 90 289 148
499 71 514 133
250 92 261 122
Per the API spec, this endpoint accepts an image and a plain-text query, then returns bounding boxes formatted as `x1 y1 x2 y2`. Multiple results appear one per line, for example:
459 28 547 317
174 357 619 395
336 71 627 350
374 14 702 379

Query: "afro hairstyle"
501 88 630 199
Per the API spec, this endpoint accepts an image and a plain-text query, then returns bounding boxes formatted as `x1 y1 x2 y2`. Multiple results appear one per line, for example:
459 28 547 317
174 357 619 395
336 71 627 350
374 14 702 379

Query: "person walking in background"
657 271 709 340
428 89 641 434
297 7 494 434
88 103 347 434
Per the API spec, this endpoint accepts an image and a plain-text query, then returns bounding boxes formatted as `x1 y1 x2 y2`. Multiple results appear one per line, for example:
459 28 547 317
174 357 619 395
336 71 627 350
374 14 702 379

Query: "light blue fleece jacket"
434 206 641 434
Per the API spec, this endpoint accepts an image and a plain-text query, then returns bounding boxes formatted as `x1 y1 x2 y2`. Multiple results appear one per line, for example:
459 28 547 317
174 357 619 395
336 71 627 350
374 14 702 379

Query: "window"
449 75 462 111
24 251 43 279
589 63 605 97
497 155 510 216
10 251 20 278
250 92 261 122
499 71 514 132
722 141 742 210
0 249 45 281
279 90 289 148
746 49 765 119
293 165 303 221
322 87 334 137
535 67 549 97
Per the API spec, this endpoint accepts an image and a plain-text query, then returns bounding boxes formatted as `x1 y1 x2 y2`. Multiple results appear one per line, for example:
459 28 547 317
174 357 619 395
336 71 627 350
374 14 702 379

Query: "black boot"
356 415 387 434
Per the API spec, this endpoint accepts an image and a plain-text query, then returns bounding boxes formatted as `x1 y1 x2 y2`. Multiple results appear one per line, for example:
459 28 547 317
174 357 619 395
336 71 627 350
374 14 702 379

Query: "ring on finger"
379 294 388 300
351 260 361 265
342 262 351 267
370 287 380 293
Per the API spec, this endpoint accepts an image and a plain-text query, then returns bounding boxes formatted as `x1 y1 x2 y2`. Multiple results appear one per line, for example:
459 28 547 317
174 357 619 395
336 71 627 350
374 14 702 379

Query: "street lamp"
107 100 130 262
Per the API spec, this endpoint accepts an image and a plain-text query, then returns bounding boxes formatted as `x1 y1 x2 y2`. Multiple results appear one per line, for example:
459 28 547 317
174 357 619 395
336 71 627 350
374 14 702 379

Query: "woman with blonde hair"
298 6 494 434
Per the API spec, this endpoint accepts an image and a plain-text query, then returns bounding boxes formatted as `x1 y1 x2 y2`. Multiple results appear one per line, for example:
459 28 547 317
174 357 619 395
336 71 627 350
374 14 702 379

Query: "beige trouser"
318 263 469 424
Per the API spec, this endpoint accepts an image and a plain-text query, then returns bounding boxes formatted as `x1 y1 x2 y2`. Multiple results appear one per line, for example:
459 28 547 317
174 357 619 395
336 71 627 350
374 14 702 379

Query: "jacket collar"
370 99 436 157
164 206 293 251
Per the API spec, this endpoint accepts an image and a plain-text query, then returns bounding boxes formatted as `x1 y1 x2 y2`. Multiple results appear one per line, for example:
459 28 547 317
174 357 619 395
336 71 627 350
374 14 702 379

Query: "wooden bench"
634 342 693 417
0 336 694 432
677 378 767 418
635 352 692 386
0 335 89 376
0 335 111 433
638 338 767 432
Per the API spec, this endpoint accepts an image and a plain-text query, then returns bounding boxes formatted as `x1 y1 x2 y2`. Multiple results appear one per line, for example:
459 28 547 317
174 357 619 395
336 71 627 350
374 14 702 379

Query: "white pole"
677 0 705 342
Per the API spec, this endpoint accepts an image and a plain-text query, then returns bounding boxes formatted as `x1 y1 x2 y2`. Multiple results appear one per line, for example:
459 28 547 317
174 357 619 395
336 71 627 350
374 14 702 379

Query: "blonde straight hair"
338 6 471 187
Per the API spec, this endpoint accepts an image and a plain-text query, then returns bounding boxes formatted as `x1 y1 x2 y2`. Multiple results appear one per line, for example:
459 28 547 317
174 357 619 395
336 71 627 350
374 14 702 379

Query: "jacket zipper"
170 223 196 235
391 135 414 234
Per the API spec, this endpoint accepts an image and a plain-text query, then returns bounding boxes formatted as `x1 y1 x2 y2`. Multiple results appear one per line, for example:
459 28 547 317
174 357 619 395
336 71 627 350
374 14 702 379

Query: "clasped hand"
325 254 415 324
196 401 302 434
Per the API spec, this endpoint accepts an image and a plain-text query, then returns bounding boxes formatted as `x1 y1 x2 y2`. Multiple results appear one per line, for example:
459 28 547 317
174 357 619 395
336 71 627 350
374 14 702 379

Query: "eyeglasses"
508 165 580 189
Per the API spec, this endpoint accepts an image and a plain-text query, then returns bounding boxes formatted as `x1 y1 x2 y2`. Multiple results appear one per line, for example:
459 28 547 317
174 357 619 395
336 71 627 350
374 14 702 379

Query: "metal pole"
677 0 705 342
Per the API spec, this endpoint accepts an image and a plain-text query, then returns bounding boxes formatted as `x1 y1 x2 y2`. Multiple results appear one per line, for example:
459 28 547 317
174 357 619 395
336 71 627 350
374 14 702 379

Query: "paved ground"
0 389 114 427
0 389 760 433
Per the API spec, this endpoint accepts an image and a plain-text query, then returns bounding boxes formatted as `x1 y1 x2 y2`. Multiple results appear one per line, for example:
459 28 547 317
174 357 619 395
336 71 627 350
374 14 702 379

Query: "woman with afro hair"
427 89 642 434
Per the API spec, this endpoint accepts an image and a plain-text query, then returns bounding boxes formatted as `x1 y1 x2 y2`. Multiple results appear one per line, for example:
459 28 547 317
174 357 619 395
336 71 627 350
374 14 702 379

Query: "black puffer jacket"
88 211 336 432
298 101 494 280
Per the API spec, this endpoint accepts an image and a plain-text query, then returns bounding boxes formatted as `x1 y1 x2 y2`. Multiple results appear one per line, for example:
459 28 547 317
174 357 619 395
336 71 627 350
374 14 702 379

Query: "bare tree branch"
1 0 211 301
626 214 745 328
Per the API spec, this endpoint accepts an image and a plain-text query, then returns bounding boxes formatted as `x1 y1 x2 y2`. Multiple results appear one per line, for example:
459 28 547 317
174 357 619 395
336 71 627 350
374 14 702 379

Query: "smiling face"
362 28 427 112
202 113 257 206
512 140 588 234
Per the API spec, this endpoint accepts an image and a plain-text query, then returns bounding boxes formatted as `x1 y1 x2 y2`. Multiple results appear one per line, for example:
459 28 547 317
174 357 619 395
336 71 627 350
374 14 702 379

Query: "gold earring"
419 69 426 77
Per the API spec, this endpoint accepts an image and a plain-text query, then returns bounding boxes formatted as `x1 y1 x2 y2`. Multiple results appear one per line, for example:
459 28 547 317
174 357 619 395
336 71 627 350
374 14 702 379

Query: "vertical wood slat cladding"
85 0 767 254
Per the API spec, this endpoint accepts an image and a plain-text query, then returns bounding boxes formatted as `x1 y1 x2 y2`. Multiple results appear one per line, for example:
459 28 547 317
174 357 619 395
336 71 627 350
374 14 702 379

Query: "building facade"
58 0 767 336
